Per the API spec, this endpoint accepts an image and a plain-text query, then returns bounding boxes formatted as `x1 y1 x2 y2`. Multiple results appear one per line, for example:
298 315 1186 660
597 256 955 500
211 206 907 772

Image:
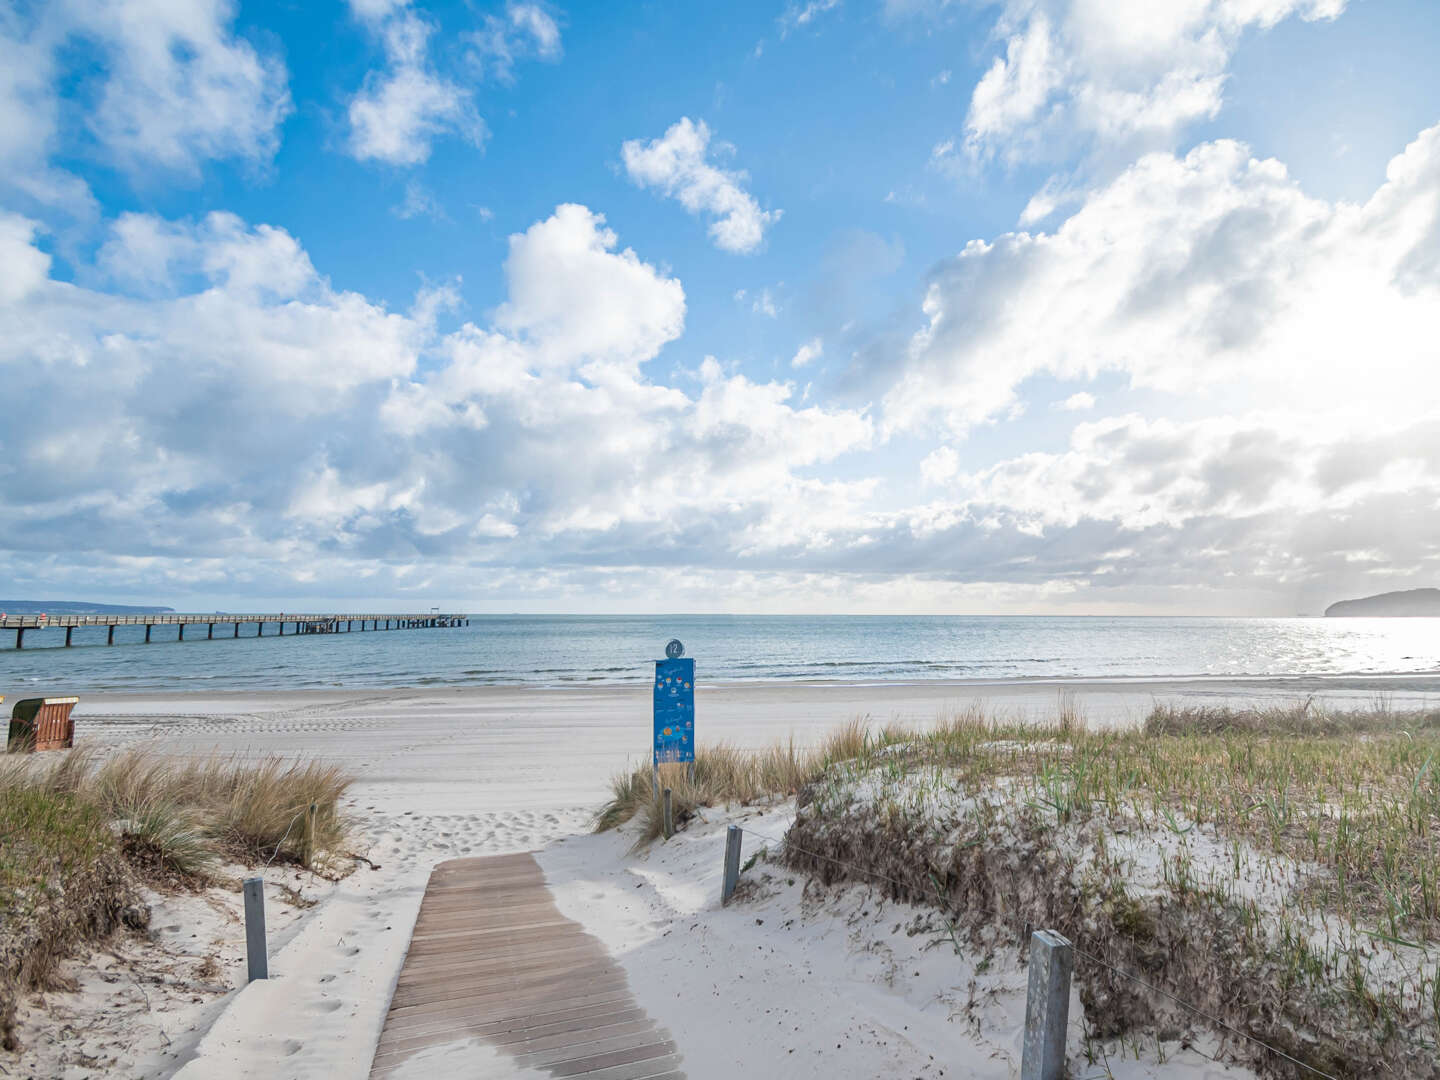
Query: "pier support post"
234 622 240 638
65 626 73 647
208 623 214 639
258 622 263 636
107 625 115 645
243 878 268 982
144 624 151 643
279 621 285 636
1021 930 1073 1080
721 825 743 905
178 624 184 641
15 627 24 649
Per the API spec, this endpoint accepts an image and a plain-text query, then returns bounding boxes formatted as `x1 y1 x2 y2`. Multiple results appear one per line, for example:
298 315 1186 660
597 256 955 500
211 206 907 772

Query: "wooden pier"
1 612 468 650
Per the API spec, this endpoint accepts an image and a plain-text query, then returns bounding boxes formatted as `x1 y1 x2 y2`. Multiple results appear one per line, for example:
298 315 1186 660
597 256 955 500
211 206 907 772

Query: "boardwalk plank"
369 853 685 1079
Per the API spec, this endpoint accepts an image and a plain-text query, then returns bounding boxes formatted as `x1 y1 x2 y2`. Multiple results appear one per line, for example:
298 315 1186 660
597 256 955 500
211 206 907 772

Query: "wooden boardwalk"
370 853 685 1080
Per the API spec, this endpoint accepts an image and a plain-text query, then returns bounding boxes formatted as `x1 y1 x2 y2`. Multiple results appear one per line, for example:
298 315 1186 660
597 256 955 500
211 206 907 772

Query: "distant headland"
1324 588 1440 617
0 600 175 615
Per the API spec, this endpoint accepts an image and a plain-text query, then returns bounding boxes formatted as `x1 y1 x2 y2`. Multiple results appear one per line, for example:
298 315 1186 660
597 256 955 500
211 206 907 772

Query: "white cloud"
920 445 959 486
466 2 562 82
392 178 446 220
0 202 881 601
751 287 779 317
1058 391 1094 411
886 126 1440 438
493 204 686 370
959 0 1348 162
791 337 823 368
621 118 781 254
348 5 482 166
0 0 289 207
778 0 841 38
72 0 292 174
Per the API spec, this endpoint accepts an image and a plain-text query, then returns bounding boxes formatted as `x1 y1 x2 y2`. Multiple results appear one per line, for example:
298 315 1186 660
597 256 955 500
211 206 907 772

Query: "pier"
1 612 468 650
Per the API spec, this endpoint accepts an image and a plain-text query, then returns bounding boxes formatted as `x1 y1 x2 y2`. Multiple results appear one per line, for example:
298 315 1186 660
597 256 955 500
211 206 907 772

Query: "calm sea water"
1 615 1439 694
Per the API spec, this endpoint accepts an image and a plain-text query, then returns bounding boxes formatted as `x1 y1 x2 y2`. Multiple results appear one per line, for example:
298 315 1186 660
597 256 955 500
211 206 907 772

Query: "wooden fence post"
721 825 743 905
1021 929 1072 1080
243 878 268 982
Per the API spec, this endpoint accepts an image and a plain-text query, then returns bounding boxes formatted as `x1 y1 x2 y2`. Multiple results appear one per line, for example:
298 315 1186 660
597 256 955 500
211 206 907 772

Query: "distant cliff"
1324 588 1440 617
0 600 175 615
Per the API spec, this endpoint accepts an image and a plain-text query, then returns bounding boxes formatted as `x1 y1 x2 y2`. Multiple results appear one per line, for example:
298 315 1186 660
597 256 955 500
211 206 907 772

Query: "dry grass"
594 716 867 845
1144 699 1440 737
0 747 353 1051
779 700 1440 1077
2 748 352 871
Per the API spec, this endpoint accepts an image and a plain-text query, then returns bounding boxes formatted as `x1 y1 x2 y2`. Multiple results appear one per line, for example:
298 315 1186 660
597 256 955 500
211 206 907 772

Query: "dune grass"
792 701 1440 1076
598 699 1440 1074
0 747 353 1051
593 716 868 844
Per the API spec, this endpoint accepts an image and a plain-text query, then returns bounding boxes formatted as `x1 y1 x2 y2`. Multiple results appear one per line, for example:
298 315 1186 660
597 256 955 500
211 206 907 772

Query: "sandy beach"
13 675 1439 1078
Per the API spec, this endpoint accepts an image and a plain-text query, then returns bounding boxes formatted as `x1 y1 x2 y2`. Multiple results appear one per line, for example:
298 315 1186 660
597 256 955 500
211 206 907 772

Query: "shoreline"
69 670 1440 699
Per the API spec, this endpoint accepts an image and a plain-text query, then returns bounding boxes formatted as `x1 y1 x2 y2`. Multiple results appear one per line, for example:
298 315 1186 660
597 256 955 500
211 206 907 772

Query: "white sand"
9 676 1430 1078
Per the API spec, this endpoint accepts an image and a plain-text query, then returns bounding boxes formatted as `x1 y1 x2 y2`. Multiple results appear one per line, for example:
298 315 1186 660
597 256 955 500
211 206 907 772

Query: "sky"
1 0 1438 615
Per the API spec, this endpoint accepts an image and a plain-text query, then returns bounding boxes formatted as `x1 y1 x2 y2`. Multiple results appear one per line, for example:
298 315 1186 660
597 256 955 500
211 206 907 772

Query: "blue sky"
2 0 1439 614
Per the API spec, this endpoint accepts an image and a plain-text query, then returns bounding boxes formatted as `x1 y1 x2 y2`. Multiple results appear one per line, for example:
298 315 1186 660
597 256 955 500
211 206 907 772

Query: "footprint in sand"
283 1040 303 1056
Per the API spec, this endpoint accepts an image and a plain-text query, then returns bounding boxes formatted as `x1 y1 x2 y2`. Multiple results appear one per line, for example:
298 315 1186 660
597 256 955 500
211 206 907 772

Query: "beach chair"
7 696 79 752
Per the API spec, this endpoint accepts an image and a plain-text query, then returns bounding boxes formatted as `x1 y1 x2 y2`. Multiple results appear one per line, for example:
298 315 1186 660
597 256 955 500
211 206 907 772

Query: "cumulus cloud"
885 126 1440 437
954 0 1347 163
0 0 289 209
348 3 482 166
621 118 781 254
72 0 292 173
492 204 686 370
0 202 879 602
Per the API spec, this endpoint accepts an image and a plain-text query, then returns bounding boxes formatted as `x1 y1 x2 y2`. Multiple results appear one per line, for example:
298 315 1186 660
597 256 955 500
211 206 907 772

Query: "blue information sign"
653 657 695 764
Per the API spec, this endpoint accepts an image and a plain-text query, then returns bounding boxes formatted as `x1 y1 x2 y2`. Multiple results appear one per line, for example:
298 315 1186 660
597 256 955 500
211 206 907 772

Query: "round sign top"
665 638 685 659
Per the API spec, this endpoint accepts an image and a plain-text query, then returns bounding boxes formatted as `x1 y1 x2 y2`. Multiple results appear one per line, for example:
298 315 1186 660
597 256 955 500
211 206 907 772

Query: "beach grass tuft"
594 716 868 845
0 747 353 1051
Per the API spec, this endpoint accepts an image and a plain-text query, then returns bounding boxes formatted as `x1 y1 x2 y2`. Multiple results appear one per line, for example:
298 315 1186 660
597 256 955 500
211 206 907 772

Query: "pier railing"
1 612 469 649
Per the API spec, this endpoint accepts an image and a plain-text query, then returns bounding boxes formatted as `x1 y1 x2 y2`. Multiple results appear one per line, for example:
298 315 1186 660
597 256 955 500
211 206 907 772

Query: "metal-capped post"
1021 929 1072 1080
662 788 674 840
721 825 743 905
243 877 268 982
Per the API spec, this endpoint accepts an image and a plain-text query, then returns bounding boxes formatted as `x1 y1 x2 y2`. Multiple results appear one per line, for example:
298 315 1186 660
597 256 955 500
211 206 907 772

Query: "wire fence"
733 823 1342 1080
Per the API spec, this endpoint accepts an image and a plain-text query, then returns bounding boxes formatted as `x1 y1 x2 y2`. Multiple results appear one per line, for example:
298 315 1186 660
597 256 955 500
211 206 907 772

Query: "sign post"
653 639 695 799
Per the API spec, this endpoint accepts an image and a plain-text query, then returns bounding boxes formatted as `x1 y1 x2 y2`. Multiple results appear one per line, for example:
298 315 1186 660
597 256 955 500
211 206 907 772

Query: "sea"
1 614 1439 694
